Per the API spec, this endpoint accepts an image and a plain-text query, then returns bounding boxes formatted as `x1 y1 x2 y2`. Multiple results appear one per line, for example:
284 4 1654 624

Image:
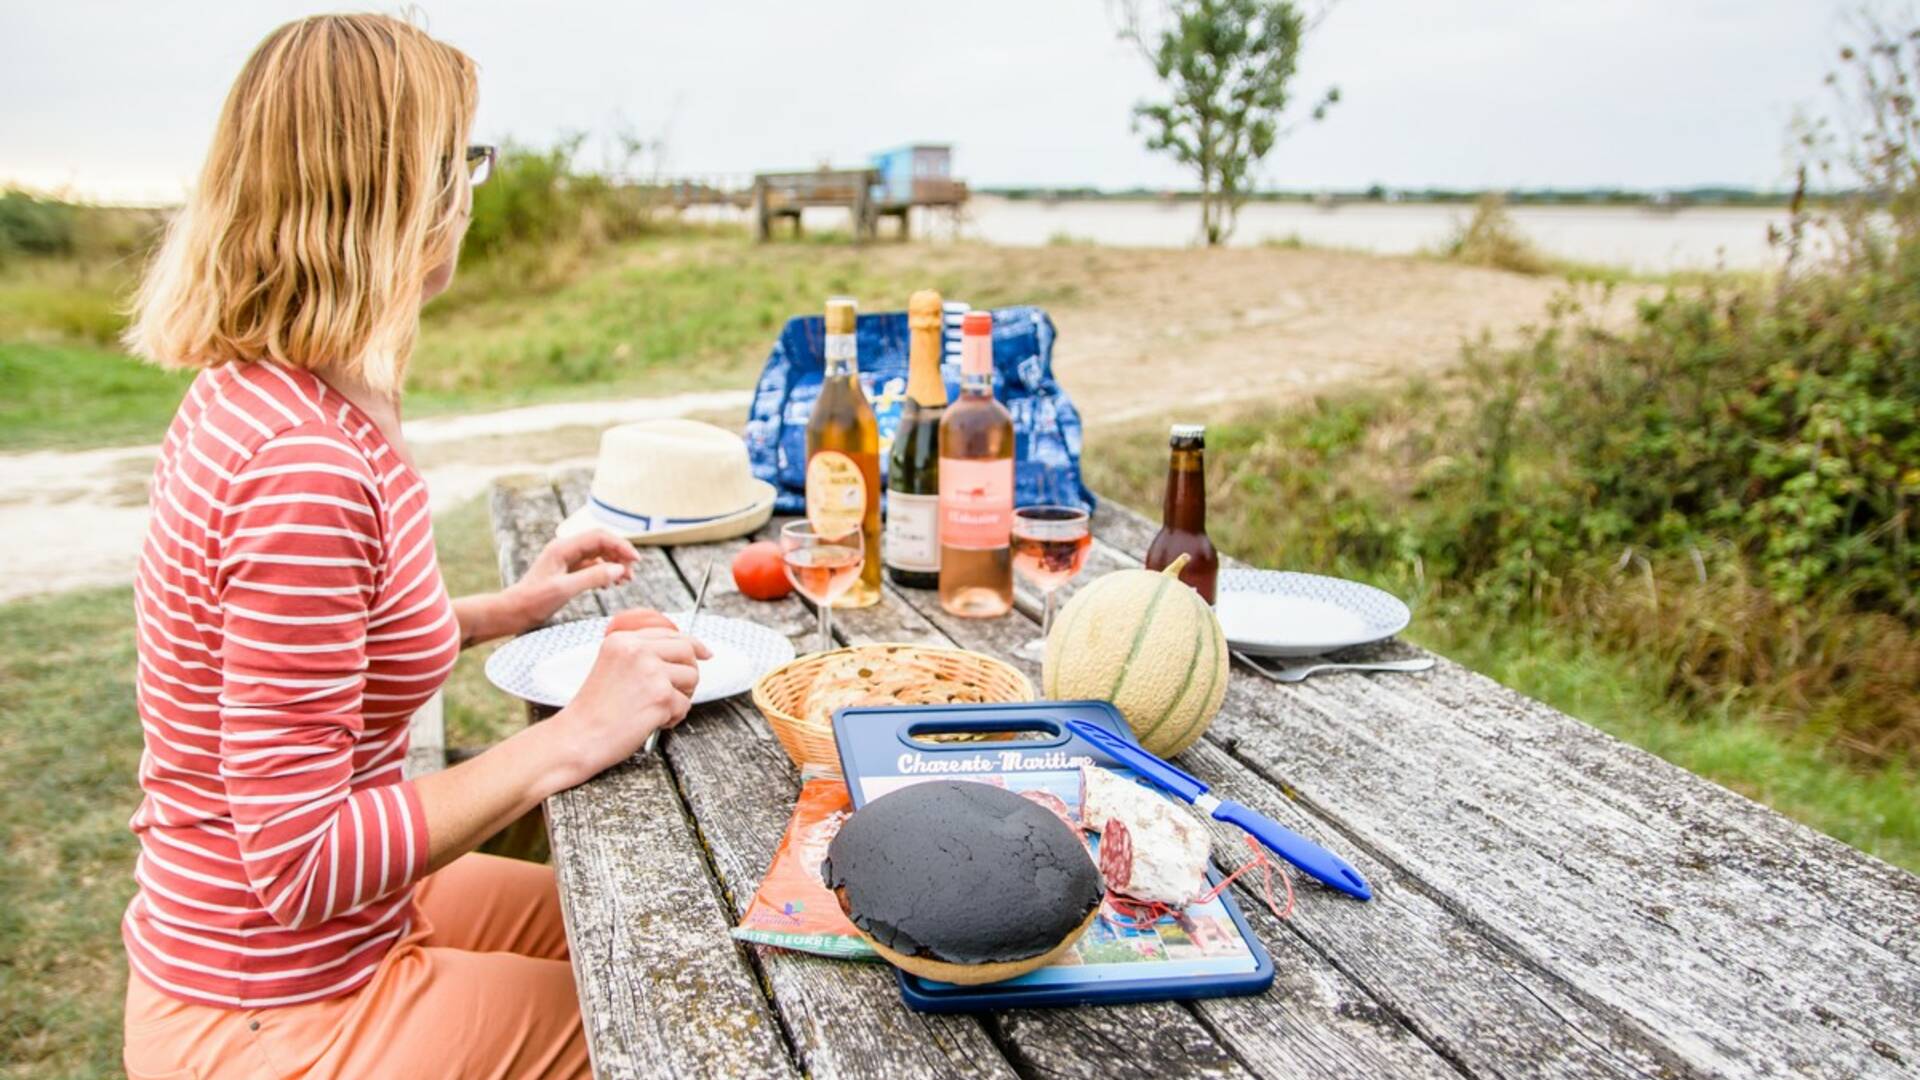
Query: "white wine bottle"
805 297 882 608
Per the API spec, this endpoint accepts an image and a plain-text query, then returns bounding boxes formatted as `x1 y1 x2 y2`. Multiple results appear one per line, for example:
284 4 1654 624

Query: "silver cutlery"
1235 653 1435 684
645 559 715 756
687 558 716 640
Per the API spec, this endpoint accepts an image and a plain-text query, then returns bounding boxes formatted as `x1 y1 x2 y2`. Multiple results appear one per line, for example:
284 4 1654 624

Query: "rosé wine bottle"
937 311 1014 618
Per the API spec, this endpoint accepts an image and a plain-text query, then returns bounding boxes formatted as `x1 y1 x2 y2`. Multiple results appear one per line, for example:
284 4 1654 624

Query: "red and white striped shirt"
123 360 459 1008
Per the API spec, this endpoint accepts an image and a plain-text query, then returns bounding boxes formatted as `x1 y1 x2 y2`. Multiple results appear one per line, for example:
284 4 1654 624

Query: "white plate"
1214 569 1411 658
484 612 795 710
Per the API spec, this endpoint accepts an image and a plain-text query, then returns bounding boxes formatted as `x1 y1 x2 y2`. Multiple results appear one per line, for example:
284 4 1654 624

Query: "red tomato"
605 608 677 636
732 541 792 601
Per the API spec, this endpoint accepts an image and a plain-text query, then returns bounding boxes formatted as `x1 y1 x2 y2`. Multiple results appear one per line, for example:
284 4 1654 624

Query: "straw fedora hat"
557 419 776 545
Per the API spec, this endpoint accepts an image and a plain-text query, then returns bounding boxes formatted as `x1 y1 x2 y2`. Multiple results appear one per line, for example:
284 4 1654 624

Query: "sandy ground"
967 244 1636 426
0 246 1641 601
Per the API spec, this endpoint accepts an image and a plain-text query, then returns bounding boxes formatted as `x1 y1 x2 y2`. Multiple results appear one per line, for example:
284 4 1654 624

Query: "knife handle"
1213 800 1372 901
1064 718 1210 803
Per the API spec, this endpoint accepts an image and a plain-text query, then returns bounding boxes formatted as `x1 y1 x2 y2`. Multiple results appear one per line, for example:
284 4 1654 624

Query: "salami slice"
1079 764 1211 906
1099 817 1134 893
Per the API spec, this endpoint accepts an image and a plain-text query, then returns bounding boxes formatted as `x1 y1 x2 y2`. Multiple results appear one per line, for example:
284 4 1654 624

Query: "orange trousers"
124 853 589 1080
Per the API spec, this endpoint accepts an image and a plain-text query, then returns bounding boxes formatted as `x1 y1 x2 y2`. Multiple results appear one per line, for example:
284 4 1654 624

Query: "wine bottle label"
939 457 1013 550
806 451 867 540
884 492 940 572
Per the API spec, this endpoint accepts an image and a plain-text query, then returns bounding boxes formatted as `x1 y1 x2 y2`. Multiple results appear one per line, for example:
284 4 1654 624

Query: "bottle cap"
1171 423 1205 440
908 289 943 331
825 297 857 335
962 311 993 376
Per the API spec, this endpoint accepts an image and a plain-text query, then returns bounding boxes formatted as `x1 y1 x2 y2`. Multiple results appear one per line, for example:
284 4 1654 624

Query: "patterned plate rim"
1215 568 1412 652
484 613 795 709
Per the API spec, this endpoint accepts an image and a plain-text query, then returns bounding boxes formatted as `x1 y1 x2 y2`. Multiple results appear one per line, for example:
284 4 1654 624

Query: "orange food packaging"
731 773 876 959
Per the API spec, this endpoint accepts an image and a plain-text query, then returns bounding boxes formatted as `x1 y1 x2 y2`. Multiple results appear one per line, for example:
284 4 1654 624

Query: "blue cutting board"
831 700 1275 1012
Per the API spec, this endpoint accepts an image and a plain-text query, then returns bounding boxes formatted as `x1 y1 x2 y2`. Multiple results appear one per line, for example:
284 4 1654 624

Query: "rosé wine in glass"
1010 505 1091 658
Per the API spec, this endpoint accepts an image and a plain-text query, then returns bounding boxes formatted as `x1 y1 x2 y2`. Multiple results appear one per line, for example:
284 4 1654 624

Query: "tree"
1119 0 1338 245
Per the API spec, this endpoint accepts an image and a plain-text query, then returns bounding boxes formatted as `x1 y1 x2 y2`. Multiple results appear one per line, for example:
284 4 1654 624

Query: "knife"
644 559 715 756
1066 718 1372 901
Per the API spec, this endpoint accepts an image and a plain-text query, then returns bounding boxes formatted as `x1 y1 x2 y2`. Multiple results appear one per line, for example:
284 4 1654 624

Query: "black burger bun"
821 780 1103 985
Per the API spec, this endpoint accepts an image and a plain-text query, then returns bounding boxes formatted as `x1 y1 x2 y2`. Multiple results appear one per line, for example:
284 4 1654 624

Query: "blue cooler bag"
744 305 1094 515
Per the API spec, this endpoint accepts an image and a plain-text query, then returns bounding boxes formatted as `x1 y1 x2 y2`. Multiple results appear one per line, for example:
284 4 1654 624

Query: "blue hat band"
588 494 758 534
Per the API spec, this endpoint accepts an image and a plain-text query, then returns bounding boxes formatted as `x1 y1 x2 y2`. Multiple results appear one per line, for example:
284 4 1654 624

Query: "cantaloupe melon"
1042 554 1229 758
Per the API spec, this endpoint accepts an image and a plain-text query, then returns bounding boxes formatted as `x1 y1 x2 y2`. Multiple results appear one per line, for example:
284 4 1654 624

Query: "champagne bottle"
1144 424 1219 604
884 290 947 589
938 311 1014 617
805 297 882 609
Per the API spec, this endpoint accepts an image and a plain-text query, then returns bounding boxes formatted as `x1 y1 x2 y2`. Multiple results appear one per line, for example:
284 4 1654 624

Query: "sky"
0 0 1860 204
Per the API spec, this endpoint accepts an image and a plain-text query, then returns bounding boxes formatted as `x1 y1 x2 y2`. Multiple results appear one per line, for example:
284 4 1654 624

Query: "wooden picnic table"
489 468 1920 1080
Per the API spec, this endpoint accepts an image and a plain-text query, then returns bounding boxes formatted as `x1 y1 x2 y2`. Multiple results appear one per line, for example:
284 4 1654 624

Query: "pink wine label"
939 457 1013 550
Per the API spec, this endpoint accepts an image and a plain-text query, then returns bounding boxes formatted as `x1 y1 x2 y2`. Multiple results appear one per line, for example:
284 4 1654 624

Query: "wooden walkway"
634 170 966 241
490 467 1920 1080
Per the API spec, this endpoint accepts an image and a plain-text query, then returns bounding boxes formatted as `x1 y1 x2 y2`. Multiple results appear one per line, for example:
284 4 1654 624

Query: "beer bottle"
1144 423 1218 604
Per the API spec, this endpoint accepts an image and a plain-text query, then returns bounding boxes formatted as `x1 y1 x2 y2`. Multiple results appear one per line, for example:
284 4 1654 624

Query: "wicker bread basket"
751 643 1034 769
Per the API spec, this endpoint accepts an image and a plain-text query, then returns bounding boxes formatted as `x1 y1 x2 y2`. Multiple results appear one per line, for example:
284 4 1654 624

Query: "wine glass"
780 521 865 654
1010 505 1092 659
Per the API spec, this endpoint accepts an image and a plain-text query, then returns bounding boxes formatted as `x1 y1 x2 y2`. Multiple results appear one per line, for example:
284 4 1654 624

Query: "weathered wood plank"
891 571 1655 1079
489 473 796 1080
990 1004 1246 1080
1089 499 1920 1078
550 476 1018 1080
1406 657 1920 966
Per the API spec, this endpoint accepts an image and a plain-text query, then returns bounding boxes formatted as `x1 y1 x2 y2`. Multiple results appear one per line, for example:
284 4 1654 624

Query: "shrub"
464 140 657 257
1437 193 1550 275
437 138 665 310
0 190 77 260
0 190 164 266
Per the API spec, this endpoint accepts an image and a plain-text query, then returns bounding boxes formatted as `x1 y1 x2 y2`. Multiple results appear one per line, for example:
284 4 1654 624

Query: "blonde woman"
118 15 704 1078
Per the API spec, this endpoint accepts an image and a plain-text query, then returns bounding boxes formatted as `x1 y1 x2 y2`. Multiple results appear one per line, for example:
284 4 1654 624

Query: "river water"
713 195 1793 273
957 196 1792 273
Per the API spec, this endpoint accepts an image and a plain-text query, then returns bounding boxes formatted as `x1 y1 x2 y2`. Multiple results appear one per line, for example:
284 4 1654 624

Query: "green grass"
0 586 142 1079
0 227 1084 453
1419 607 1920 867
0 343 192 451
432 493 536 748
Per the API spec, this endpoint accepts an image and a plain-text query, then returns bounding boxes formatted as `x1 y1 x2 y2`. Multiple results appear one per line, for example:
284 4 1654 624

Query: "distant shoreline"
976 186 1811 208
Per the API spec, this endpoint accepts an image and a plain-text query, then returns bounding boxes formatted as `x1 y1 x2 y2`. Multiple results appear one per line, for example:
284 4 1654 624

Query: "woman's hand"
455 530 641 647
508 531 641 629
419 601 711 871
545 627 712 786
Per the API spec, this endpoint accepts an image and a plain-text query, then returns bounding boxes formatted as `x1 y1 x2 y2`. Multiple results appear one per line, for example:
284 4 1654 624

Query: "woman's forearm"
452 591 530 649
414 723 576 872
413 626 707 872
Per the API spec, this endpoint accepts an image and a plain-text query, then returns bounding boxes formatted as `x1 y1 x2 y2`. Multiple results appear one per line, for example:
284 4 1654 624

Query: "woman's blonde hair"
125 14 477 397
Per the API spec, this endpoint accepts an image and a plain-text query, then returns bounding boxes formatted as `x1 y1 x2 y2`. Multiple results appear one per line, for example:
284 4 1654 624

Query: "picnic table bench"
489 468 1920 1080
